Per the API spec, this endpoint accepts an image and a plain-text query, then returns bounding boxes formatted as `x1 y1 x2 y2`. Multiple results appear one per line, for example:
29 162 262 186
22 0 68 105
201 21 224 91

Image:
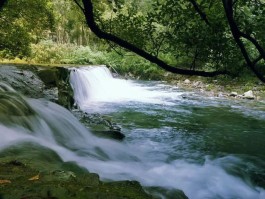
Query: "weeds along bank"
0 40 264 99
0 40 164 81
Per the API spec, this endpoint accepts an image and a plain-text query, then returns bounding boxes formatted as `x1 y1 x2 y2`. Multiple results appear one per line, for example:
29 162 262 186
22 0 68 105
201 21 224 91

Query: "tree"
76 0 265 81
0 0 54 57
76 0 229 77
1 0 265 82
0 1 6 10
222 0 265 82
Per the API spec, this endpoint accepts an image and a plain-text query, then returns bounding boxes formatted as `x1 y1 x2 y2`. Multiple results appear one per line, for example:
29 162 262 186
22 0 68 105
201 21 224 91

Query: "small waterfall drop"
70 66 182 108
1 70 265 199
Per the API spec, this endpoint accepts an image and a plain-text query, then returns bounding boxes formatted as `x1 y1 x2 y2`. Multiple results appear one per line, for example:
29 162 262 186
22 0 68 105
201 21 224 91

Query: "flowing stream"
1 66 265 198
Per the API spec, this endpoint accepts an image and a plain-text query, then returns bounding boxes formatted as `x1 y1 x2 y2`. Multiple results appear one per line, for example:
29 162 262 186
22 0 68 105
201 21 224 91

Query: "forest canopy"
1 0 265 81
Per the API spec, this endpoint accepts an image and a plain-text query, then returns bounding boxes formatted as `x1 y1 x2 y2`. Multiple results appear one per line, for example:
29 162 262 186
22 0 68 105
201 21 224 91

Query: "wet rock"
92 130 125 140
56 67 74 109
217 92 224 97
0 160 152 199
229 92 238 97
193 81 203 88
37 68 58 87
0 65 44 98
79 112 125 140
146 186 188 199
243 90 255 100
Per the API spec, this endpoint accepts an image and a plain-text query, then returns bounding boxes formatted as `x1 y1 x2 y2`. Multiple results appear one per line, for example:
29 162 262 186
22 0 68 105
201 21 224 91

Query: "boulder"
56 67 74 109
243 90 255 100
229 92 238 97
217 92 224 97
37 68 58 87
184 79 191 84
193 81 203 88
92 130 125 140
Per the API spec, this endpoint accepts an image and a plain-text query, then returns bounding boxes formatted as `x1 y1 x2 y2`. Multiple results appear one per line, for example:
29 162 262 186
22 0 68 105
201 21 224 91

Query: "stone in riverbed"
243 90 255 100
229 92 238 97
92 130 125 140
184 79 191 84
193 81 203 88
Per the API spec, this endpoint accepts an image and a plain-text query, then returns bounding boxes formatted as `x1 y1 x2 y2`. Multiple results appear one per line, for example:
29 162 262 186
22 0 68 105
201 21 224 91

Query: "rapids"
1 66 265 199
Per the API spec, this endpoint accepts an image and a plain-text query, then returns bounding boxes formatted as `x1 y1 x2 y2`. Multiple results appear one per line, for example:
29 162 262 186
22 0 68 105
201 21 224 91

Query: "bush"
29 40 164 80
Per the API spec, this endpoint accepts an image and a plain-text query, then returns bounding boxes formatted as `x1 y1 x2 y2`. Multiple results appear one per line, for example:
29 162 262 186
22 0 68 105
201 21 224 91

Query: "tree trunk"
222 0 265 82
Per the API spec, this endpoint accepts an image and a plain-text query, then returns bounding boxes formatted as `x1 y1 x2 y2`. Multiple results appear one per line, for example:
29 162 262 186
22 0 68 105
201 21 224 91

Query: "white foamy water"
1 67 265 199
70 66 183 108
1 100 264 199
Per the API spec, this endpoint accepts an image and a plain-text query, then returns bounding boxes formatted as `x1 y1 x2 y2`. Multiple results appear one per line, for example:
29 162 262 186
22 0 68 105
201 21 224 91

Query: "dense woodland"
1 0 265 81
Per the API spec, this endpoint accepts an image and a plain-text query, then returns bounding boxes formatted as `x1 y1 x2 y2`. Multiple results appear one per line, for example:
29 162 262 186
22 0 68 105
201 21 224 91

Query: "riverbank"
163 73 265 101
1 61 264 101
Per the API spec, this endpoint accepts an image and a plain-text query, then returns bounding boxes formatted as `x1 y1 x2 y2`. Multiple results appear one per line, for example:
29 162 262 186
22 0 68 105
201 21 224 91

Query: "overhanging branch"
80 0 228 77
222 0 265 82
0 0 7 10
73 0 85 13
189 0 211 26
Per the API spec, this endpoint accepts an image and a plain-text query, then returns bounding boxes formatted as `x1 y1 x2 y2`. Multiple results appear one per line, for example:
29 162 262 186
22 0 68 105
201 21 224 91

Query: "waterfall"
69 66 182 109
1 74 265 199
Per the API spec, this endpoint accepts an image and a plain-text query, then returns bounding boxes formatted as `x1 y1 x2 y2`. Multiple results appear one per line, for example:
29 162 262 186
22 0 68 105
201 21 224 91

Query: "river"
1 66 265 198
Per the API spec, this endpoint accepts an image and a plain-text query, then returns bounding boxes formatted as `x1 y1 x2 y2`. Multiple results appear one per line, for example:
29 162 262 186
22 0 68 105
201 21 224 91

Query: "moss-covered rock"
0 144 152 199
0 161 152 199
56 67 74 109
37 68 58 87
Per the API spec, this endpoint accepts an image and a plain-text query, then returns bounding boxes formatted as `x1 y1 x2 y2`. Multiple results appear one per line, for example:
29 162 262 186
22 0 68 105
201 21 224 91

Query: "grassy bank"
1 40 264 99
0 40 164 80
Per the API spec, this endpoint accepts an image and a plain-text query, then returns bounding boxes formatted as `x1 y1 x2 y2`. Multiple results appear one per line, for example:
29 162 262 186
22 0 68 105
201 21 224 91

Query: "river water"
1 66 265 198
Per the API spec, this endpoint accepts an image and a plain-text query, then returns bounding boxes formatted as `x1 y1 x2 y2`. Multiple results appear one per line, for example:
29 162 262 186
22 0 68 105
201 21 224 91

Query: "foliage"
0 0 54 57
30 40 163 80
1 0 265 80
51 0 94 45
91 0 265 78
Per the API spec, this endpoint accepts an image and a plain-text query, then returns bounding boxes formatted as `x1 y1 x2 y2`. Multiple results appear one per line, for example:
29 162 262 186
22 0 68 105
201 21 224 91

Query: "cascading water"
1 66 265 199
70 66 183 109
68 66 265 199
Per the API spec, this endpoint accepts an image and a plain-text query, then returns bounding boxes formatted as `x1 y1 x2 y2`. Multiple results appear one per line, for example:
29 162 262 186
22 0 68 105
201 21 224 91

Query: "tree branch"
0 0 7 10
73 0 85 13
240 32 265 59
253 55 262 66
189 0 211 26
222 0 265 82
80 0 228 77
